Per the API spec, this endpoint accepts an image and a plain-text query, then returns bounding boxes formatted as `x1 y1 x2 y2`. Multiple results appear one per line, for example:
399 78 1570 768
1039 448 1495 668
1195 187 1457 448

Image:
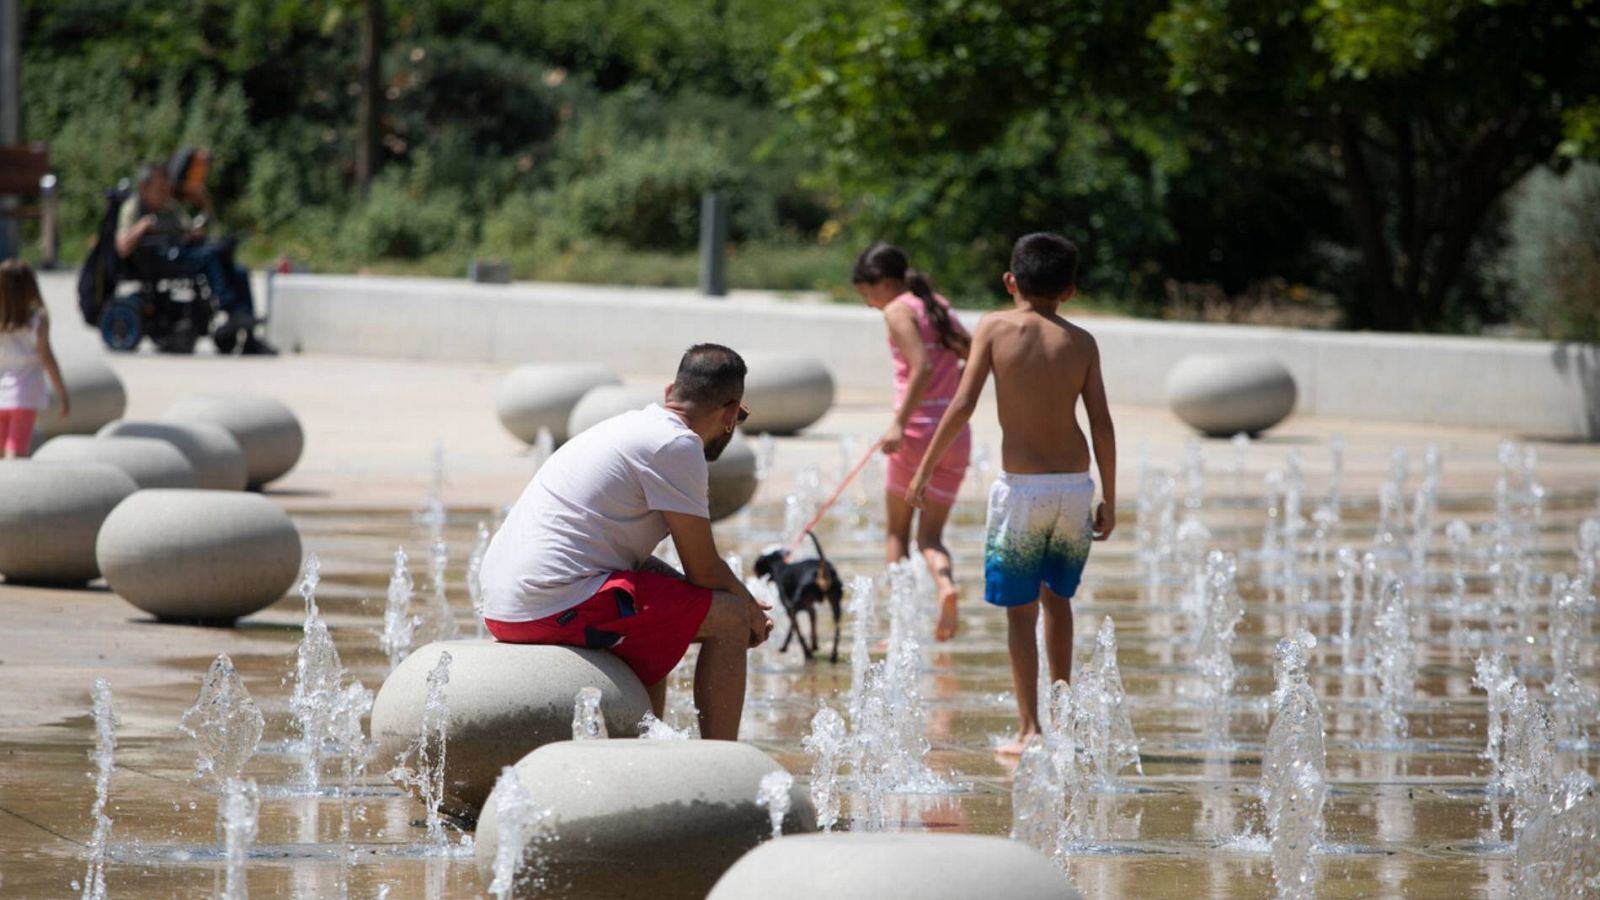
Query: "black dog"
754 532 844 663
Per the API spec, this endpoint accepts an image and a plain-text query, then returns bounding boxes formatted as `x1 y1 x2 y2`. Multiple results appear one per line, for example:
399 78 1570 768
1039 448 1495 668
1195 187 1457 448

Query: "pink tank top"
887 292 963 426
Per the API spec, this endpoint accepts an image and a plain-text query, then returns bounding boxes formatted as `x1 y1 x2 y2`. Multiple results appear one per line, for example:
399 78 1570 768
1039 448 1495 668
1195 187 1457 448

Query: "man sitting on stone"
479 343 773 740
114 160 276 355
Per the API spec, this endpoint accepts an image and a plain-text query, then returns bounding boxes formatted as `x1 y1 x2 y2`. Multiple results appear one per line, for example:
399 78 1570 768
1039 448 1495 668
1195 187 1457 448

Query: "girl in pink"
852 243 971 640
0 260 69 457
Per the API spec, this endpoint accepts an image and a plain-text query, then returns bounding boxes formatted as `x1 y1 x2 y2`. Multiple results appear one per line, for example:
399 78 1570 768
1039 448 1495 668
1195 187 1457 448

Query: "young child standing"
852 243 971 641
0 260 70 457
907 233 1116 753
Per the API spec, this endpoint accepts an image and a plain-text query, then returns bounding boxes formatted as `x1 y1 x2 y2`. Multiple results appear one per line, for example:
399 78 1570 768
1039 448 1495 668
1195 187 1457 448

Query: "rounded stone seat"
162 395 304 489
0 461 138 584
37 353 127 438
709 431 758 522
477 740 816 899
34 435 197 489
740 354 834 435
96 490 302 623
371 640 652 816
566 383 660 438
496 363 621 445
98 420 248 491
708 833 1083 900
1165 354 1298 437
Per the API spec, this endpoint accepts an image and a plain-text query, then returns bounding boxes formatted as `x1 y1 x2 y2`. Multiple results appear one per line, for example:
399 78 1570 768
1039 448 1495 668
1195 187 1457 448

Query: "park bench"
0 143 60 267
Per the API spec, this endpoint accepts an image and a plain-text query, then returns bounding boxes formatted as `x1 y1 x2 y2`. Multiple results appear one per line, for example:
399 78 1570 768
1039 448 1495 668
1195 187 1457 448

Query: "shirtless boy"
907 232 1117 754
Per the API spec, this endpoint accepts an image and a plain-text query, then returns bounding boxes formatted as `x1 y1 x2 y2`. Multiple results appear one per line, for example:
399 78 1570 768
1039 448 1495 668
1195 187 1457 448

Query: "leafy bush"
338 172 473 261
1503 164 1600 342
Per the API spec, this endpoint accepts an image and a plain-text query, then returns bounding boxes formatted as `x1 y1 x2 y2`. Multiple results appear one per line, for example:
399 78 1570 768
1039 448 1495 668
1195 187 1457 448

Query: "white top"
481 404 710 622
0 310 46 410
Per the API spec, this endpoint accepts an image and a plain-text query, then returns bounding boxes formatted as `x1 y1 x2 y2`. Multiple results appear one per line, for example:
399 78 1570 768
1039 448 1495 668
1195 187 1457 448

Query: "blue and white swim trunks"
984 471 1095 607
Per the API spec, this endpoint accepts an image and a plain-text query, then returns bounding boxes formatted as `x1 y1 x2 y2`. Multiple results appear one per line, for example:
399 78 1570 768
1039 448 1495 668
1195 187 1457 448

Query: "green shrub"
338 173 473 261
1503 164 1600 343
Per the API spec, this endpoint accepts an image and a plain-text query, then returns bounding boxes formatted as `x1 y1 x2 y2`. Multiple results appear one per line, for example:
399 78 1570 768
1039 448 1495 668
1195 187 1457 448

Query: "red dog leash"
783 439 884 555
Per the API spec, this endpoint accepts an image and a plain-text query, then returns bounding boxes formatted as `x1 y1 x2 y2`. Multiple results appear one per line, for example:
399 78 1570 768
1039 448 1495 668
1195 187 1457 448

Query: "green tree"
1151 0 1600 330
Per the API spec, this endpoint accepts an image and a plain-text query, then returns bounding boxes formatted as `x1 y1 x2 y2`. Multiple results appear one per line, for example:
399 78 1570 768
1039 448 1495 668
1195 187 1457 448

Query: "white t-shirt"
480 404 710 622
0 310 46 410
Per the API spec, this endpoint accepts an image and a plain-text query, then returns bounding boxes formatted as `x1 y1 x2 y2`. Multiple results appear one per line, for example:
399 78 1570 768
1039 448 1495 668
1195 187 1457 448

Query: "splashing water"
1262 631 1326 900
468 522 491 638
79 678 115 900
1512 771 1600 898
1181 437 1204 511
1230 432 1251 494
1372 578 1415 743
487 766 553 900
1548 576 1598 748
802 704 847 831
1473 652 1518 792
756 770 794 840
1074 617 1142 785
1335 547 1358 649
1327 433 1344 510
381 547 417 670
291 555 345 790
1175 516 1212 618
389 652 453 848
754 432 776 482
415 536 460 645
638 711 691 740
178 654 263 784
1196 552 1243 742
1011 736 1061 855
572 687 607 740
219 777 258 900
1502 682 1555 834
845 575 877 721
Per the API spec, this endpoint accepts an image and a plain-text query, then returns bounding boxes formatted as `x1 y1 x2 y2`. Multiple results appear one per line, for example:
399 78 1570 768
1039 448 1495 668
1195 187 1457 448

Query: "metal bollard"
38 173 58 270
698 190 728 297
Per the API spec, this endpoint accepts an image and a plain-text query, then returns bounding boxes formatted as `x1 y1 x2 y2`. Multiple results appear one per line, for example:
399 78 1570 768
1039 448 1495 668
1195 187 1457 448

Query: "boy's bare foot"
934 590 960 641
995 725 1041 756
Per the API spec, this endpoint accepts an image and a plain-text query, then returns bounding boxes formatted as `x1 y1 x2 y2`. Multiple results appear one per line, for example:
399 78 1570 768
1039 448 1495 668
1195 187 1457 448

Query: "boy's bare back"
976 306 1106 475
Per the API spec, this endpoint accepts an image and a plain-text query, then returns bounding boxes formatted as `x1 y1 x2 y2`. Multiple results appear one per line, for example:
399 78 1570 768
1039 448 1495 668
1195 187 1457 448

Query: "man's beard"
703 430 734 462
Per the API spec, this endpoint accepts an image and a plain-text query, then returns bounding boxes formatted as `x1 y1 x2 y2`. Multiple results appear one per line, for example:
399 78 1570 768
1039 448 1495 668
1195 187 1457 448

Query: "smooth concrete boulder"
162 394 304 489
96 490 302 623
97 420 248 491
496 363 621 445
477 741 816 899
740 354 834 435
1166 354 1298 437
0 461 139 584
708 430 758 521
566 383 661 438
372 640 652 817
34 435 197 489
708 833 1082 900
36 352 127 438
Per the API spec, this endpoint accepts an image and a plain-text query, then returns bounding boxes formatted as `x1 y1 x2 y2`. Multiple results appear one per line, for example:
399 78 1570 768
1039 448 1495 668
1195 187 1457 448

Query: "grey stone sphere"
37 352 127 438
0 461 138 584
496 363 621 445
566 383 662 438
162 394 304 489
1166 354 1298 437
740 354 835 435
371 640 651 817
707 833 1084 900
34 434 197 489
708 430 758 522
96 489 302 623
476 740 817 899
97 420 248 491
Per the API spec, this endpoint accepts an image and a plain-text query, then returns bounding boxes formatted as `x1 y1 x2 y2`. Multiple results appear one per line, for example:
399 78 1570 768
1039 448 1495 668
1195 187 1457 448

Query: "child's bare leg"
1040 584 1075 684
999 600 1042 755
884 490 914 564
915 498 960 641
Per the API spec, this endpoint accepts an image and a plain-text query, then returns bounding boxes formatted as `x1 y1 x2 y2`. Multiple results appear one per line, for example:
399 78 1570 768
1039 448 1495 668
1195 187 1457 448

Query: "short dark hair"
1010 232 1079 299
671 343 746 408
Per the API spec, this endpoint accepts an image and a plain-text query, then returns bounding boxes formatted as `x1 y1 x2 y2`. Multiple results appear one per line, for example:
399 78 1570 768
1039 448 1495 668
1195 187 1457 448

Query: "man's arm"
882 302 932 454
907 315 995 508
662 510 771 645
114 208 154 259
1081 335 1117 540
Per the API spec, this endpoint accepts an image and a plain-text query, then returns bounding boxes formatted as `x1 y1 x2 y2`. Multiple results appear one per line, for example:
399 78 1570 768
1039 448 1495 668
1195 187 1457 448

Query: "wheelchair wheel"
99 298 143 352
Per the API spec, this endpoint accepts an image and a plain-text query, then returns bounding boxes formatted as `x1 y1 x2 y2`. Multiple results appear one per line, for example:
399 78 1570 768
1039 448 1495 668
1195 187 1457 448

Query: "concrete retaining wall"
266 275 1600 439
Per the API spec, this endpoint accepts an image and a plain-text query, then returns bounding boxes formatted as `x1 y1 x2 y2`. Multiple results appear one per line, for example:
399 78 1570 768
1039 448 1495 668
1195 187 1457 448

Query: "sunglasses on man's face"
736 404 751 425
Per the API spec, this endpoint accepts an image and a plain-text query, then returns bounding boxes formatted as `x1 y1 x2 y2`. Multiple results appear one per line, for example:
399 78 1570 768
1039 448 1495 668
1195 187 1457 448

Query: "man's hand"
746 595 773 648
1093 501 1115 541
880 422 904 455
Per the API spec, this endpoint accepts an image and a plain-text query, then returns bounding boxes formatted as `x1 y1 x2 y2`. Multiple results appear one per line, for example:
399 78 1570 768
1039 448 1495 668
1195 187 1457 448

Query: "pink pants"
0 408 38 456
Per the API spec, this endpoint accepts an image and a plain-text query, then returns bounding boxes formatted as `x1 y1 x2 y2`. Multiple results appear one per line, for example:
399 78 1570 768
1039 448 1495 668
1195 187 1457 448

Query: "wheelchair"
77 185 242 354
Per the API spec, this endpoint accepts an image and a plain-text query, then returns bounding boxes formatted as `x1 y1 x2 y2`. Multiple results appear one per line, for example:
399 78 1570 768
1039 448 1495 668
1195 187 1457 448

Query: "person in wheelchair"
114 160 276 355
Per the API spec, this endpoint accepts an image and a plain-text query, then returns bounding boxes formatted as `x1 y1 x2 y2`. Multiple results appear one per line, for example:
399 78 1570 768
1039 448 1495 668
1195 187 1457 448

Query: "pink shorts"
887 421 971 507
0 408 38 456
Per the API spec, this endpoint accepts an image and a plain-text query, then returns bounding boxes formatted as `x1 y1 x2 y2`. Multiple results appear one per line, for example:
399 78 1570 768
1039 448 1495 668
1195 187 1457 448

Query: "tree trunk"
1336 113 1401 330
355 0 385 193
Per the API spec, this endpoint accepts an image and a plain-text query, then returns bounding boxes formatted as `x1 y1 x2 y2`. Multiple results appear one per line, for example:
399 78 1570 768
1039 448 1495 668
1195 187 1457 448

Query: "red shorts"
484 570 712 685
